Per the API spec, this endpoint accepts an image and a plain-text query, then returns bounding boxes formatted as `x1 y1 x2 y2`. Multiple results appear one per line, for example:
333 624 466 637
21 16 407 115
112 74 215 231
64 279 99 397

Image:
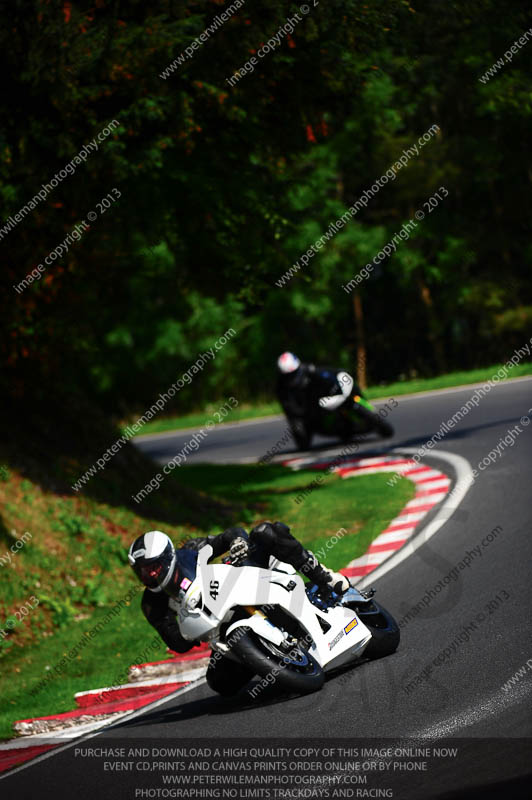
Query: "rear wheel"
348 601 400 659
231 629 324 695
289 418 312 450
206 653 255 696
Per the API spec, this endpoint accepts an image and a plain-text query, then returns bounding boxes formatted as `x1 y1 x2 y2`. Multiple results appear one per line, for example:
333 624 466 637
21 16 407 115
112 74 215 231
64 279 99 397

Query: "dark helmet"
128 530 176 591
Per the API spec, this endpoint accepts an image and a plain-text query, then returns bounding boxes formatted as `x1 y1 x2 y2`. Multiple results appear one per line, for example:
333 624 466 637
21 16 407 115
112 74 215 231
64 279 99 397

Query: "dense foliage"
1 0 530 426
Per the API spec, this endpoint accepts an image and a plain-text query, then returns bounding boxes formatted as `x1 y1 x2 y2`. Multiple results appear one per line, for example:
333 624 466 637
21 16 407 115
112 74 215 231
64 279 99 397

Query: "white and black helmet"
128 530 176 591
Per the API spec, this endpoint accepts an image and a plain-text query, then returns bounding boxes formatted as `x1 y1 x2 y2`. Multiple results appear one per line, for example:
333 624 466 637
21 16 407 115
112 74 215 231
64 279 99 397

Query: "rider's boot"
298 550 350 594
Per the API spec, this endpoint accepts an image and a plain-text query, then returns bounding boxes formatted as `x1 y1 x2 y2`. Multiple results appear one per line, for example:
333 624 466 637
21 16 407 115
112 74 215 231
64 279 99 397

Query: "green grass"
364 361 532 400
124 400 282 436
129 361 532 436
175 463 414 572
2 600 169 740
0 461 413 740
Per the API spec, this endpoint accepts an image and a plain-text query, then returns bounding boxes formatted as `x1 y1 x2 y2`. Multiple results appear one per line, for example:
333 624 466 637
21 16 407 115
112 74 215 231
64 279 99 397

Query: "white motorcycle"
176 544 400 695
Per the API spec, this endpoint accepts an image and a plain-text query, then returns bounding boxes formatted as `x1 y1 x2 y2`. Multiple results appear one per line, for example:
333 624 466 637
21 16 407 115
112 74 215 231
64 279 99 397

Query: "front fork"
352 394 376 413
338 394 376 433
243 605 303 654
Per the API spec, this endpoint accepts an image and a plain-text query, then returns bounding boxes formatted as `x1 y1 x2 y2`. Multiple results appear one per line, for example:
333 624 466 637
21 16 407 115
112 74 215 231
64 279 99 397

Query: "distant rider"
276 351 358 437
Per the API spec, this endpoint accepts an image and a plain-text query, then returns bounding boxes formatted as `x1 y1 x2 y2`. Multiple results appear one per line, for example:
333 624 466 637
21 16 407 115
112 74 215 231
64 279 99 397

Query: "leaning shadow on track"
392 414 524 451
112 658 381 733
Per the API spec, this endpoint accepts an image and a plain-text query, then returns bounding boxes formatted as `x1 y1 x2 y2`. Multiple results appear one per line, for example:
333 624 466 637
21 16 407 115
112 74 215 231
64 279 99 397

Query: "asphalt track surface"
4 378 532 799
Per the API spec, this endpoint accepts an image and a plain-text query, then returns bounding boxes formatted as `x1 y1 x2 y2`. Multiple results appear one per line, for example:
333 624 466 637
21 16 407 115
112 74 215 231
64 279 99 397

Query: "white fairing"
319 371 354 411
178 545 372 670
226 615 286 646
319 395 345 411
268 556 296 573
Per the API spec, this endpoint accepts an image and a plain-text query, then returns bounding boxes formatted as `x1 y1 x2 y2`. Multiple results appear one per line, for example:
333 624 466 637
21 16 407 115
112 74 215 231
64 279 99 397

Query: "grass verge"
125 400 282 436
0 461 413 740
364 361 532 400
129 361 532 435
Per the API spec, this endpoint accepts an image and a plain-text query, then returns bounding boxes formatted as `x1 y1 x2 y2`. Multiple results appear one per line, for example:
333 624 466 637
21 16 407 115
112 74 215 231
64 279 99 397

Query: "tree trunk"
353 290 367 390
417 275 446 374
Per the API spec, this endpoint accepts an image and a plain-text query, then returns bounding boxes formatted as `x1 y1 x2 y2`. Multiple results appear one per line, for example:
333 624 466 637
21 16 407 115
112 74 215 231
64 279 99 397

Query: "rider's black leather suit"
276 363 353 424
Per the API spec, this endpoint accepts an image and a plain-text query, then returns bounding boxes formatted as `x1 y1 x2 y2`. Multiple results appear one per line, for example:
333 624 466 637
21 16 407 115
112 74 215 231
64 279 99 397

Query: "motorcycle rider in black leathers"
128 521 349 695
276 352 359 447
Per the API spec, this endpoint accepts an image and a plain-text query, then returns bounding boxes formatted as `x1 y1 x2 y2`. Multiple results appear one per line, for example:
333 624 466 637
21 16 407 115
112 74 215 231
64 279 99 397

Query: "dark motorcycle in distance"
288 394 395 450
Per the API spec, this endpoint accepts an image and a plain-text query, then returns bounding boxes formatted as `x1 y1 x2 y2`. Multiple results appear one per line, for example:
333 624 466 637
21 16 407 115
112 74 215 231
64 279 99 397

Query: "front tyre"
375 417 394 439
232 629 324 695
354 404 394 439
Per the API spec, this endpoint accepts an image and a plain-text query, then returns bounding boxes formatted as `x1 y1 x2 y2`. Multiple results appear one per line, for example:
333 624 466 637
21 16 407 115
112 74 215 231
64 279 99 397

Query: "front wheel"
231 629 324 695
354 404 394 439
375 417 394 438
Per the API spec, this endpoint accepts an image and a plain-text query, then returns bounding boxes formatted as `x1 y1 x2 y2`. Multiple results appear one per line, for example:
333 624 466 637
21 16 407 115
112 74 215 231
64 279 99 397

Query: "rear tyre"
231 629 324 695
206 654 255 696
289 418 312 450
350 601 400 659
